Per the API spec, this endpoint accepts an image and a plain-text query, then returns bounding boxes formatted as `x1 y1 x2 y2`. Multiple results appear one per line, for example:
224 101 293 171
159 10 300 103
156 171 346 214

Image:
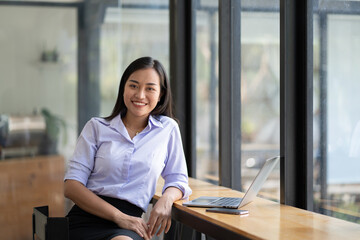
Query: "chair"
32 206 69 240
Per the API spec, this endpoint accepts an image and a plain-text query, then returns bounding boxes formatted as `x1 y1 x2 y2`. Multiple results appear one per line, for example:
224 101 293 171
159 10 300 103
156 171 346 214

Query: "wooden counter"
0 155 65 240
154 178 360 240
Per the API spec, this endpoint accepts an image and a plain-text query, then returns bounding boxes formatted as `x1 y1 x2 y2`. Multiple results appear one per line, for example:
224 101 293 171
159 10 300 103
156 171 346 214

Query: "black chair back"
32 206 69 240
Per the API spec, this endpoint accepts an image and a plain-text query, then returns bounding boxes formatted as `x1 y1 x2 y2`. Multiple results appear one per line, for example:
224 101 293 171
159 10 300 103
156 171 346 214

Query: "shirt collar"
148 115 164 129
108 114 164 132
109 114 122 131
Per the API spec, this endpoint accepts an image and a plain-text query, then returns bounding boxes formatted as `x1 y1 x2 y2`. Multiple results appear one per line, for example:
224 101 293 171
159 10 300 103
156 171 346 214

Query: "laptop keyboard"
211 197 241 208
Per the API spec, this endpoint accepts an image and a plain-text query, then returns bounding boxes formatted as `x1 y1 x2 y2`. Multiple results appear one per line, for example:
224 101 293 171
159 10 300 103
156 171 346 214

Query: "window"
241 8 280 201
100 0 169 117
0 5 77 161
175 0 360 224
195 1 281 201
313 1 360 223
196 0 219 183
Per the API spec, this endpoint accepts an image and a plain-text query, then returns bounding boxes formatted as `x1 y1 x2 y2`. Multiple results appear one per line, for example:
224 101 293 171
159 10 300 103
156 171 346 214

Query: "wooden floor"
0 155 65 240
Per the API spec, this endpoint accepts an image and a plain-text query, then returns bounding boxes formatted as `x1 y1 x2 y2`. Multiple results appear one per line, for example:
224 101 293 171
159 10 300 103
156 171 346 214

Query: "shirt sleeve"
64 119 98 186
161 124 192 199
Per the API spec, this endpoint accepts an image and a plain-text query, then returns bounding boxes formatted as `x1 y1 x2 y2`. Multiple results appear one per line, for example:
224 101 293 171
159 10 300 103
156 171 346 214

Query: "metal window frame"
280 0 313 210
318 10 328 210
218 0 242 191
169 0 197 177
77 0 107 133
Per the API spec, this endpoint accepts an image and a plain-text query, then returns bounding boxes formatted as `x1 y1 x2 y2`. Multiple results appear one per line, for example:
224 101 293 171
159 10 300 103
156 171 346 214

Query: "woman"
64 56 192 240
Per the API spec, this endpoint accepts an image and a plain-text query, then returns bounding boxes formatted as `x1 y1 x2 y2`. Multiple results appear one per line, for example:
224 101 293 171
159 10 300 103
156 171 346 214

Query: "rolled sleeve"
161 125 192 199
162 174 192 199
64 119 98 186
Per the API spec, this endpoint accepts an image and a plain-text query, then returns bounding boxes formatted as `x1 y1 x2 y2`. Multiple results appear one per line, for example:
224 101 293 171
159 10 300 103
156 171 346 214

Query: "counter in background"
0 155 65 240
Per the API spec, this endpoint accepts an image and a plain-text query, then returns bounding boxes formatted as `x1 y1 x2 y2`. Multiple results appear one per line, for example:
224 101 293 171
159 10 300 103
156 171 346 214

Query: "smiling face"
123 68 162 121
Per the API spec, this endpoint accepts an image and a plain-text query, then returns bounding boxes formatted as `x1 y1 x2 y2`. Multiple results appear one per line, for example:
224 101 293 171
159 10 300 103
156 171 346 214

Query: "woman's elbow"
64 179 77 199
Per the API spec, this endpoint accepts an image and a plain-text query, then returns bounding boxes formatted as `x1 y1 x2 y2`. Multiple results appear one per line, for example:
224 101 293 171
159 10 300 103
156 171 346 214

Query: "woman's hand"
147 196 173 237
64 180 151 239
113 212 151 240
147 187 183 237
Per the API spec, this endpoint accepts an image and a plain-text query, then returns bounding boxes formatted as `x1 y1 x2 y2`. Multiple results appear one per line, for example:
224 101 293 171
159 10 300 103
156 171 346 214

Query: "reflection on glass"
313 6 360 223
241 10 280 201
0 6 77 237
0 6 77 160
196 1 219 183
100 2 169 117
195 2 280 203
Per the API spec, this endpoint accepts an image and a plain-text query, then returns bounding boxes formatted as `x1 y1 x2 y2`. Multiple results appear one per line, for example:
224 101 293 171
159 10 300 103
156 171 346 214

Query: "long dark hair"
105 56 175 121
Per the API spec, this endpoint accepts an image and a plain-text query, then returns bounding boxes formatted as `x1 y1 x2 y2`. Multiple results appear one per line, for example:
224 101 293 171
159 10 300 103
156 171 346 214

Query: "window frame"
170 0 314 210
280 0 313 210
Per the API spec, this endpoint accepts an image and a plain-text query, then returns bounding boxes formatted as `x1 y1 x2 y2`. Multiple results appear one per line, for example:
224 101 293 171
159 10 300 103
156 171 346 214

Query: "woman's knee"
111 236 133 240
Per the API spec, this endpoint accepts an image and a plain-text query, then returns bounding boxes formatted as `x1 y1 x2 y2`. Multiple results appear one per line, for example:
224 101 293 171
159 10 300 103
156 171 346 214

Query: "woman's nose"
135 88 145 99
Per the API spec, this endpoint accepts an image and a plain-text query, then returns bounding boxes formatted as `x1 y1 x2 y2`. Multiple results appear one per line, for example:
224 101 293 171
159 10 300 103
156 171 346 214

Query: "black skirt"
66 195 144 240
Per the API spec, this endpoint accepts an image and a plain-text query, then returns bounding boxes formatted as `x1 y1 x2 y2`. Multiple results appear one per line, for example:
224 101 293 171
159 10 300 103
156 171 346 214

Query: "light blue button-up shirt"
64 114 192 211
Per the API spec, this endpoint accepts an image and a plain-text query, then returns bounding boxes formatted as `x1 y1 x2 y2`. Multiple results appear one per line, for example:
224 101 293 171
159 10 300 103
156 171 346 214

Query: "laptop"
183 156 280 209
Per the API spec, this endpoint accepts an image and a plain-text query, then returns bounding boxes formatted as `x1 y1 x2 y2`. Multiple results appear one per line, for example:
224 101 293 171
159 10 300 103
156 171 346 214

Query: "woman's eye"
129 84 137 88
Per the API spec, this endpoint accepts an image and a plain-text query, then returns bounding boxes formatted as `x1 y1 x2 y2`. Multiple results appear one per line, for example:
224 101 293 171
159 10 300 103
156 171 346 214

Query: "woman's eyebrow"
128 80 139 84
128 79 158 86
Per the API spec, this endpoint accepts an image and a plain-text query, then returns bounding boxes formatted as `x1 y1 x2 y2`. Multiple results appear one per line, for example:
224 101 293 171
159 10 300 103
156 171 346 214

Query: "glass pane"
241 5 280 201
0 5 77 238
313 2 360 223
100 1 169 117
196 0 219 183
195 2 281 199
0 6 78 161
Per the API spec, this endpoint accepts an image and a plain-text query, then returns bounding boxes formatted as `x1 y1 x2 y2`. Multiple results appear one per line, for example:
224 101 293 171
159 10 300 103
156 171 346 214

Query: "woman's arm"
147 186 183 237
64 179 151 240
